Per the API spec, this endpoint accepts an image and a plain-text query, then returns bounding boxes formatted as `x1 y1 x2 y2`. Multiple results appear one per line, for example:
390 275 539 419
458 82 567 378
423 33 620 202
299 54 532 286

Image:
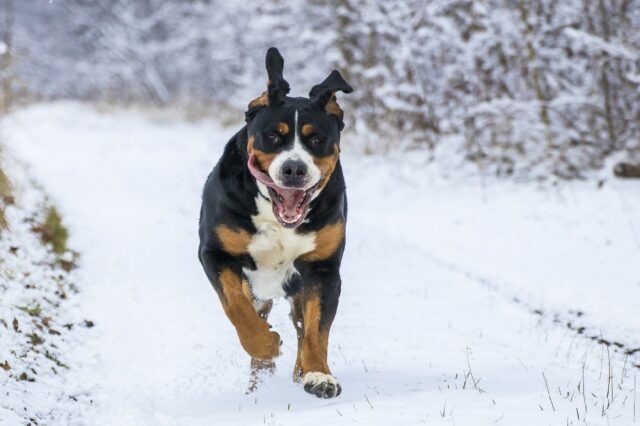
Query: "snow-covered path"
4 104 639 425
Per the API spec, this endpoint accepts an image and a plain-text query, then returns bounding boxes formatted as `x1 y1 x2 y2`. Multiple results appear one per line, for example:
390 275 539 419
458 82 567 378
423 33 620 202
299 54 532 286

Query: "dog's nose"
280 159 307 187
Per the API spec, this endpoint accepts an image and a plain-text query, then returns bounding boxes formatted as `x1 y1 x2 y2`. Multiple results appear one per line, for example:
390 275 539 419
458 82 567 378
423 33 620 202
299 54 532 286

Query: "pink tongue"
247 154 274 187
279 188 306 216
248 154 306 218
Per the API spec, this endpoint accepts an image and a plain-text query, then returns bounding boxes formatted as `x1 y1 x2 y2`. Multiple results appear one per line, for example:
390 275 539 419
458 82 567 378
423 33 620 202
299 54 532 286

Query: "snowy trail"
4 104 638 425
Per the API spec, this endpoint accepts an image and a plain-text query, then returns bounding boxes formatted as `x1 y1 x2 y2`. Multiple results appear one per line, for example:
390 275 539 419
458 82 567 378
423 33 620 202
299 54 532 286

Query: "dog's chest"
243 196 315 301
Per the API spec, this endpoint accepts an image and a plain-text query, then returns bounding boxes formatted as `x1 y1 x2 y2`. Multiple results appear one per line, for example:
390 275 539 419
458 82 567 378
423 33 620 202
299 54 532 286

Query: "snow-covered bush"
5 0 640 178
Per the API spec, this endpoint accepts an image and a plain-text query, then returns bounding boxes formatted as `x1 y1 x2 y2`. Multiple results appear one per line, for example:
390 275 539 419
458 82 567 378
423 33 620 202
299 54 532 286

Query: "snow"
350 153 640 348
564 27 638 60
2 102 639 425
0 150 90 423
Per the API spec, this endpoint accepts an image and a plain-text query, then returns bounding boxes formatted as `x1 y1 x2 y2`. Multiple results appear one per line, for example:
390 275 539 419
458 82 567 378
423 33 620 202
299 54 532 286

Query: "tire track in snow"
354 217 640 369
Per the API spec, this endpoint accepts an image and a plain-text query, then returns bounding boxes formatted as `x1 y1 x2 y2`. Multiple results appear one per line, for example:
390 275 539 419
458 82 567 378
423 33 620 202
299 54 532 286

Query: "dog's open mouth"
248 154 316 228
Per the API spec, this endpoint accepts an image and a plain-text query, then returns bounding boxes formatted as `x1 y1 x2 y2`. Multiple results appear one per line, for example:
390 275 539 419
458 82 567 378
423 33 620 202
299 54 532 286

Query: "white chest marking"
243 194 316 301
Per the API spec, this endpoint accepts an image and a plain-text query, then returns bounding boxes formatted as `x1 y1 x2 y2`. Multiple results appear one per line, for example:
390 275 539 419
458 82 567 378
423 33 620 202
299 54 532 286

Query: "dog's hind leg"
289 292 305 383
292 271 342 398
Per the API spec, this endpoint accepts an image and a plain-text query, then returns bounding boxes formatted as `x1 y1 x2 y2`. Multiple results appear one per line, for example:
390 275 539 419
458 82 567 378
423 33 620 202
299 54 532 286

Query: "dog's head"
245 47 353 228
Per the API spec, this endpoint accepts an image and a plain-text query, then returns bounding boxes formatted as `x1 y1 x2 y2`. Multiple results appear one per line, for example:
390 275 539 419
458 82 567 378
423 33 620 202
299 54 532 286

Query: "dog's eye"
311 136 322 145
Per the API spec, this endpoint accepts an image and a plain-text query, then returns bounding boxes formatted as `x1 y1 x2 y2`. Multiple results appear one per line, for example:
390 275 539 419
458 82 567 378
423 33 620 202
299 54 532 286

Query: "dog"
198 47 352 398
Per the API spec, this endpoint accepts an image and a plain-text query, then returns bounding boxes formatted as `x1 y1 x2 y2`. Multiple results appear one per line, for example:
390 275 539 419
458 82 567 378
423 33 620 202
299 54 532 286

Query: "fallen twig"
542 372 556 412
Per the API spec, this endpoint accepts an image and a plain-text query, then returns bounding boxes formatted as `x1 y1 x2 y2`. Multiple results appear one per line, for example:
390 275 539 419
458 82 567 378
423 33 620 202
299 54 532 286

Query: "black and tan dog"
198 48 352 398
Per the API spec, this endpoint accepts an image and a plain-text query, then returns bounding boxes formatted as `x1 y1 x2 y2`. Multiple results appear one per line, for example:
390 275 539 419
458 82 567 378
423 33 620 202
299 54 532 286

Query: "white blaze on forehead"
267 110 321 190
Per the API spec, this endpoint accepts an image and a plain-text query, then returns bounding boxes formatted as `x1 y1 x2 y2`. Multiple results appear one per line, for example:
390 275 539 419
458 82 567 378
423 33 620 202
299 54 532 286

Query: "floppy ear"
246 47 290 120
309 70 353 130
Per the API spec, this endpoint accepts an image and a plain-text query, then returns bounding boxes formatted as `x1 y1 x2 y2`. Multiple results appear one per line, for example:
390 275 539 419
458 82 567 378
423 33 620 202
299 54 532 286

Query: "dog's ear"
265 47 290 106
246 47 290 121
309 70 353 131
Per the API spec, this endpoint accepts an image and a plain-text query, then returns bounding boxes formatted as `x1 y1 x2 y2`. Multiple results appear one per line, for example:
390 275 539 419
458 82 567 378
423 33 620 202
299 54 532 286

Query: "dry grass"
0 153 14 230
32 206 69 255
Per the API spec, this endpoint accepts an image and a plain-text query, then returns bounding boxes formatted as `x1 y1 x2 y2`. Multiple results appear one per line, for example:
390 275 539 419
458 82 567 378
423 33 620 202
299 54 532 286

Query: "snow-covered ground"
0 147 90 424
2 103 639 425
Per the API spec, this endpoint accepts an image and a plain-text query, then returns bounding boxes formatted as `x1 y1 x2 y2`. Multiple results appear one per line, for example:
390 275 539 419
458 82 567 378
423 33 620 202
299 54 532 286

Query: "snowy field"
2 103 639 425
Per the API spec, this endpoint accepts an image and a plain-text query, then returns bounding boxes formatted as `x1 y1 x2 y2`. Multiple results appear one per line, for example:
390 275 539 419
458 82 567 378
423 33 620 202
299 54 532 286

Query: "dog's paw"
302 372 342 398
240 329 282 361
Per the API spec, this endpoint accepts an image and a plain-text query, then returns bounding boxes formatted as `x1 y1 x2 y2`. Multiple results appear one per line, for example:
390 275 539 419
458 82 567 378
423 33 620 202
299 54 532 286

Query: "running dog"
198 47 352 398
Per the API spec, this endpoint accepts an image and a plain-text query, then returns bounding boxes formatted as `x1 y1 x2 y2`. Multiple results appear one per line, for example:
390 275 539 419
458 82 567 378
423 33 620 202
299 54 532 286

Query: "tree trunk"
597 0 618 155
517 0 553 150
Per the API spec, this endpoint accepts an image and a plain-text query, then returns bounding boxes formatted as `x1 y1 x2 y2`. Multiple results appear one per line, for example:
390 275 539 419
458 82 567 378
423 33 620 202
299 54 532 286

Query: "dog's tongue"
247 154 274 186
277 187 306 218
248 154 307 223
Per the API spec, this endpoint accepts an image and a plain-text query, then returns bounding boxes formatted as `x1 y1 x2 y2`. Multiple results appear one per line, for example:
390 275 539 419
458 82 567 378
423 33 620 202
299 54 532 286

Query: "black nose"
280 159 307 188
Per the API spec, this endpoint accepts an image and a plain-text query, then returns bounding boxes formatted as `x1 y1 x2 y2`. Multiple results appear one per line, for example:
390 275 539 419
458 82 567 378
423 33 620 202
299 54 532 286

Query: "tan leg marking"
299 291 331 375
241 278 253 302
219 268 280 360
290 293 305 382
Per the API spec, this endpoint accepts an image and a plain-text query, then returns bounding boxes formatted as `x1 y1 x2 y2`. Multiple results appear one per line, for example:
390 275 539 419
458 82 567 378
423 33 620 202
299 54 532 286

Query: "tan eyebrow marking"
277 122 289 135
301 124 314 137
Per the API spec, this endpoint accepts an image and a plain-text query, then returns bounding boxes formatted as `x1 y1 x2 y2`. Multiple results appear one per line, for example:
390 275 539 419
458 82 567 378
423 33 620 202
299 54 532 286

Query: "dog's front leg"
200 250 281 360
218 268 281 360
292 268 342 398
